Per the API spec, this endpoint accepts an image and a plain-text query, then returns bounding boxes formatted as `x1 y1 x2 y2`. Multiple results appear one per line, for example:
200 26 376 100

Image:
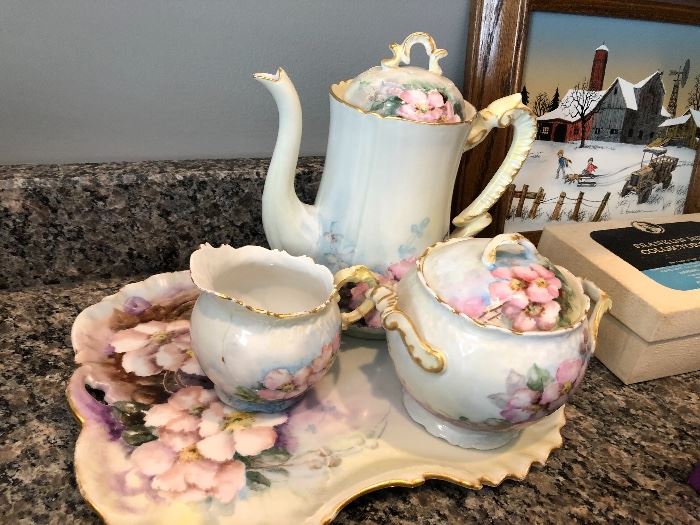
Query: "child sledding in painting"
565 157 598 187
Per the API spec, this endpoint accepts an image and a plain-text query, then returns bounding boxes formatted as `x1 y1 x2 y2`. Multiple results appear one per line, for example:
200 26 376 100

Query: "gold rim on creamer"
195 269 336 319
190 261 377 321
415 238 592 336
329 80 476 126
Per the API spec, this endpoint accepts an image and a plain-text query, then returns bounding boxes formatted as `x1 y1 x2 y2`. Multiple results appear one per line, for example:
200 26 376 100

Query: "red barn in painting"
536 44 670 144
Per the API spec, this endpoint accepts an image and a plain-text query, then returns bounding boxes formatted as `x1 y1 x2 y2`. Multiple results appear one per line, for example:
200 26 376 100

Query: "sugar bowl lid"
418 234 586 333
341 32 467 123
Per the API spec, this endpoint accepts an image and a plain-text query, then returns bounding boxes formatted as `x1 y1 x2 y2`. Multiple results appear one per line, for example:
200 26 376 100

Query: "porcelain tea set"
188 32 612 450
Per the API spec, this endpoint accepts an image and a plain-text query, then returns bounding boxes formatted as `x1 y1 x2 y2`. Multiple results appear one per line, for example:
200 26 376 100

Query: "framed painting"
453 0 700 242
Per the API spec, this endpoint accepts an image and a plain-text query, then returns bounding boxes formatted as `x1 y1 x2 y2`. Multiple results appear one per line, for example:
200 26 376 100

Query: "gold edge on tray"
66 379 112 525
67 371 566 525
67 321 566 525
320 411 566 524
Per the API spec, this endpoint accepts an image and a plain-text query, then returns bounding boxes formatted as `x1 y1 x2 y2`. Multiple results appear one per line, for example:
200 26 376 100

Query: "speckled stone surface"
1 158 323 291
1 277 698 524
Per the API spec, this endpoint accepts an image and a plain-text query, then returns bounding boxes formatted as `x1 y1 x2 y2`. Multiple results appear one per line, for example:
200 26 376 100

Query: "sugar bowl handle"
480 233 538 268
580 279 612 351
370 285 446 373
333 265 378 329
451 94 536 238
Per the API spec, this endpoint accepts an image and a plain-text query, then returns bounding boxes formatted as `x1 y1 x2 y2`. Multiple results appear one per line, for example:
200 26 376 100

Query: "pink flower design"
524 264 562 303
349 285 383 327
488 275 529 309
487 264 564 332
377 81 403 98
131 386 287 503
503 300 561 332
345 258 416 328
448 296 487 319
501 388 545 424
123 296 152 316
309 333 341 383
396 89 461 123
490 358 588 424
111 320 204 376
490 370 548 424
540 358 586 410
387 257 417 280
258 368 310 401
256 333 341 401
198 401 287 457
348 273 395 328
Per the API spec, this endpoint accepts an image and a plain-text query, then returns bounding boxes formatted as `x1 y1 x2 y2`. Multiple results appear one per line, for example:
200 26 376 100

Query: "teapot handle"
451 94 536 238
380 32 448 76
370 285 446 374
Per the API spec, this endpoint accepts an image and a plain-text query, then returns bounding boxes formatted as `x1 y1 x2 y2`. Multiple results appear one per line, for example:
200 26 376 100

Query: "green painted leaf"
234 385 263 403
234 453 254 467
246 471 271 490
526 364 552 392
112 400 150 416
122 426 157 446
111 410 139 427
259 446 291 463
265 467 289 476
381 96 404 115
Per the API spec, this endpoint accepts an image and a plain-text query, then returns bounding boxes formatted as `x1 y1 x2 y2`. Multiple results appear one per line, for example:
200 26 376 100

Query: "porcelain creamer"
189 244 376 412
371 234 612 449
254 32 537 273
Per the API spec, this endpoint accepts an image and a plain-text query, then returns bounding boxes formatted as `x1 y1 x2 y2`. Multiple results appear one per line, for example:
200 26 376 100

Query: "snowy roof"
537 88 605 122
537 71 665 123
692 109 700 127
660 108 700 127
596 44 609 52
659 114 690 127
614 78 638 110
634 71 662 89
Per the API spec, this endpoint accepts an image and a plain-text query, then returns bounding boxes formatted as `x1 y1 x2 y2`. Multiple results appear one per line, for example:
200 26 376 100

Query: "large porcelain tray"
68 271 566 524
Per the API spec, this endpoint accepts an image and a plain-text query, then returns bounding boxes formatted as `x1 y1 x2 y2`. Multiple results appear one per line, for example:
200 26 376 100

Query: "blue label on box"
590 220 700 291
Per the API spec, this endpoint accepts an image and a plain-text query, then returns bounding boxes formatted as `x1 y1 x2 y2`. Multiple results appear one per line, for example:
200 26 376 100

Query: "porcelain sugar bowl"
371 234 612 450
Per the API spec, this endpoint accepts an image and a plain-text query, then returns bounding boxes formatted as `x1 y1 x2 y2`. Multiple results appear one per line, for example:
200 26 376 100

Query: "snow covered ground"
504 139 694 233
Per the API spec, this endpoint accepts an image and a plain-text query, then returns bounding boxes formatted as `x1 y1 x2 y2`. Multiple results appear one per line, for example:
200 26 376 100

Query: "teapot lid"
418 234 586 333
341 32 467 123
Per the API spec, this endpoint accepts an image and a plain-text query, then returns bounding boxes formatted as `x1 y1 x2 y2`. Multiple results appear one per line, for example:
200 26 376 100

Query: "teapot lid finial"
380 32 448 76
340 32 467 124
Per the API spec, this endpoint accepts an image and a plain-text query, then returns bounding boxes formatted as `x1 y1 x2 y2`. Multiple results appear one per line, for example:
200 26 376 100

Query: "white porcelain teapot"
255 32 536 273
370 233 612 449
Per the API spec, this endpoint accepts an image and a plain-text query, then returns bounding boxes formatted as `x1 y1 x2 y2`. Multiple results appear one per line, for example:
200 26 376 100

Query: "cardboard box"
538 213 700 384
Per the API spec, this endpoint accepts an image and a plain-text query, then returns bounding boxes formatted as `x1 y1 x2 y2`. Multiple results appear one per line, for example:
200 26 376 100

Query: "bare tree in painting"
688 73 700 111
532 92 550 117
560 79 602 148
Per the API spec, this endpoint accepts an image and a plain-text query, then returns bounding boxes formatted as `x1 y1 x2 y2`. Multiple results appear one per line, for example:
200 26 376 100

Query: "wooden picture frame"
452 0 700 243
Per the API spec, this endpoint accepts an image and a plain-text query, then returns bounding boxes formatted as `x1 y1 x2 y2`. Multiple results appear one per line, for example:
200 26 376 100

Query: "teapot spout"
254 68 319 255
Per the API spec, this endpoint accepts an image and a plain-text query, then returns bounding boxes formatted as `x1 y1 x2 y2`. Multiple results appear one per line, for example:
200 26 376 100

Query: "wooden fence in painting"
504 184 611 222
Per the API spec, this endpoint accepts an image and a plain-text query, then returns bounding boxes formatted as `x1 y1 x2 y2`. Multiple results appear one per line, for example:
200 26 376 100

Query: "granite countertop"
1 158 698 523
1 277 698 524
